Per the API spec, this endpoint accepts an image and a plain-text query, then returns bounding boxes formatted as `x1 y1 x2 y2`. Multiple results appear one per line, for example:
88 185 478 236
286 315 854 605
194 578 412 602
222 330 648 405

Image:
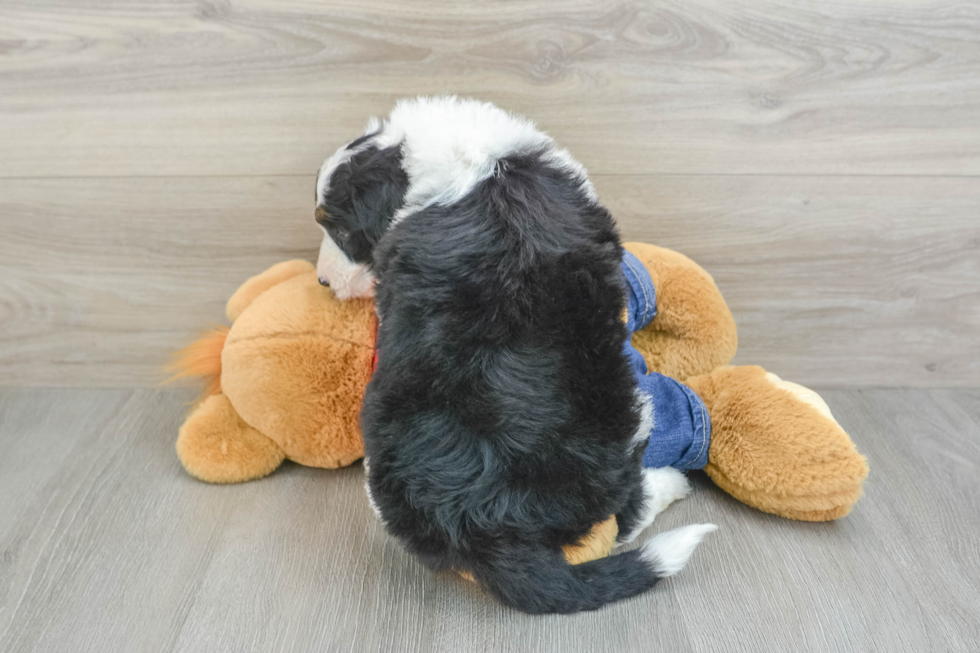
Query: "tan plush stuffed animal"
169 260 375 483
169 244 868 533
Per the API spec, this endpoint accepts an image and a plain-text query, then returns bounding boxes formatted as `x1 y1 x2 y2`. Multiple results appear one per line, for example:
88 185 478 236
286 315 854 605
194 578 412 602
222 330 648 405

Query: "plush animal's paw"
619 467 691 545
685 365 869 521
176 393 286 483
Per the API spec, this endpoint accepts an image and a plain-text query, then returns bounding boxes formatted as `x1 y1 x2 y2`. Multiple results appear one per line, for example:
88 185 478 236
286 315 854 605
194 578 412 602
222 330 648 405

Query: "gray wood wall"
1 0 978 387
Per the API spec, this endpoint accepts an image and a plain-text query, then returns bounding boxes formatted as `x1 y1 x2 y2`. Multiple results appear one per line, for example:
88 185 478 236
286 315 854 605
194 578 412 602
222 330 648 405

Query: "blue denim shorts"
622 250 711 471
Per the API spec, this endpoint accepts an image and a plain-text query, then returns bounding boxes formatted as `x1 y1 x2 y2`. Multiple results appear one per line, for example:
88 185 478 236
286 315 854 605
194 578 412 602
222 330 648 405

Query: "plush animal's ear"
226 260 315 321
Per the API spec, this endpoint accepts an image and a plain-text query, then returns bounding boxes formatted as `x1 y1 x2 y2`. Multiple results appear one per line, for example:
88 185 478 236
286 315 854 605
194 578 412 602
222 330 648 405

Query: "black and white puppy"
315 97 715 614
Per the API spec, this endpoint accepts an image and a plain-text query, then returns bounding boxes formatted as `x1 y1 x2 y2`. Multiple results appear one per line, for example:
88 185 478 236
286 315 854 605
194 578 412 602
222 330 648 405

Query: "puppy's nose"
318 276 330 287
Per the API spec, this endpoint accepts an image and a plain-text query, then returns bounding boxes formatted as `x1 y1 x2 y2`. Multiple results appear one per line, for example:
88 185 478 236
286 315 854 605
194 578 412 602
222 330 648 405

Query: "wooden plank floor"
1 0 979 388
1 387 978 652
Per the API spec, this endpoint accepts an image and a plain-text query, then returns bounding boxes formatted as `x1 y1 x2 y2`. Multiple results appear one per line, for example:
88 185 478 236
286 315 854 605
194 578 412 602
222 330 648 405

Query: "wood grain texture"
598 174 980 387
0 0 978 178
2 0 978 387
1 175 977 387
1 387 978 652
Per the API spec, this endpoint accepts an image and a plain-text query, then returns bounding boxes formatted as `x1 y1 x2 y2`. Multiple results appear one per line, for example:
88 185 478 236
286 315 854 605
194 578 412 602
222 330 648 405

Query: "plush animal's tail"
163 326 230 401
471 523 717 614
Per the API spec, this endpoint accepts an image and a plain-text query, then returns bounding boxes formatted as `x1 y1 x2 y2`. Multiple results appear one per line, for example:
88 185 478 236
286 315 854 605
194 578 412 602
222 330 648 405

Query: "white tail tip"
641 523 718 577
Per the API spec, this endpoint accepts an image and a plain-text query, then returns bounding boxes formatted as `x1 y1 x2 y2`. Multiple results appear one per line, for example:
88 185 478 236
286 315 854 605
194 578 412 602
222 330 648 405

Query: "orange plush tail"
164 326 229 401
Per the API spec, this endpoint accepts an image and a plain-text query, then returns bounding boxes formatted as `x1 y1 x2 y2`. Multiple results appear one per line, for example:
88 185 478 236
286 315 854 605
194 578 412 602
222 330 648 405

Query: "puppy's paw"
645 466 692 510
362 457 384 522
619 467 691 544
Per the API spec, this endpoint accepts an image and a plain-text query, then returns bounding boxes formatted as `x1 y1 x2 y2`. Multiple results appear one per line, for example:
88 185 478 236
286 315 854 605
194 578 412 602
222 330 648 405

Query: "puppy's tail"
472 523 717 614
163 326 230 402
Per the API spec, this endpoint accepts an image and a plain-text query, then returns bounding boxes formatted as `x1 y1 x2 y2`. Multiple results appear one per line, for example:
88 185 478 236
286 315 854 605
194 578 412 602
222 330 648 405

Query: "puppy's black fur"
347 149 660 613
316 144 409 266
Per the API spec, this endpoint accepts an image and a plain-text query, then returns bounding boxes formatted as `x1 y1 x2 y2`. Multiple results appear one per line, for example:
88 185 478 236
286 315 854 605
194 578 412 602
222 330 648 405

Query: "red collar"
369 314 380 376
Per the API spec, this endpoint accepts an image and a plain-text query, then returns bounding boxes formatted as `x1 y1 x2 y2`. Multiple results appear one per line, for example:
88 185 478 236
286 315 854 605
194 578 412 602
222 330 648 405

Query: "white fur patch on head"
316 225 376 299
313 96 597 297
641 523 718 577
376 96 596 223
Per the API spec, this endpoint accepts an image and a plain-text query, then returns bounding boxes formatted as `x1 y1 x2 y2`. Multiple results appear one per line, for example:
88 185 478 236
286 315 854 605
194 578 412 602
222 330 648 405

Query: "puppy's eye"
335 229 350 242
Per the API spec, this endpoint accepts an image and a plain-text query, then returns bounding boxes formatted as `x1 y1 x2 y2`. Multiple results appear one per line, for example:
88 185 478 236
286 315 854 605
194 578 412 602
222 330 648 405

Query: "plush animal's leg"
616 467 691 545
622 242 738 380
685 365 869 521
176 393 286 483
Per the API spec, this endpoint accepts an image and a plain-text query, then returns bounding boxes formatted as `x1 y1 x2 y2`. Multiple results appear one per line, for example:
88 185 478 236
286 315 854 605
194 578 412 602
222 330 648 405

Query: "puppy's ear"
347 145 409 231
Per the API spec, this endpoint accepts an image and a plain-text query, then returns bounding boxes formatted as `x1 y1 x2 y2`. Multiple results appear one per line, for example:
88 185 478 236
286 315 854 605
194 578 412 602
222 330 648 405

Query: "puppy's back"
363 148 644 589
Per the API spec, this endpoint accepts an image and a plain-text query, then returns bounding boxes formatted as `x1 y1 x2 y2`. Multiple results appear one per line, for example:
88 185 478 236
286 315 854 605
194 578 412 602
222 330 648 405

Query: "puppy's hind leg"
617 467 691 545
